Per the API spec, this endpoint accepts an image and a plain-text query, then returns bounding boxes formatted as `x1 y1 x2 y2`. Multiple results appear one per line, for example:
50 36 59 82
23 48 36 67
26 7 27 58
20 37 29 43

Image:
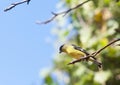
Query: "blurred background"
0 0 120 85
0 0 58 85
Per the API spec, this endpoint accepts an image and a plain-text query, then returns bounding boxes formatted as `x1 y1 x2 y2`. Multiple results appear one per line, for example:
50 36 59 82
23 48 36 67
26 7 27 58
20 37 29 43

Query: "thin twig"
68 38 120 67
36 12 58 24
37 0 91 24
4 0 30 12
92 38 120 57
68 56 102 68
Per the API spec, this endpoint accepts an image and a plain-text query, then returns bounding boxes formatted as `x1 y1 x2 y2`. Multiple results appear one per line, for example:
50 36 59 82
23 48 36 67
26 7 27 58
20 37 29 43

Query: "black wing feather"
72 44 89 55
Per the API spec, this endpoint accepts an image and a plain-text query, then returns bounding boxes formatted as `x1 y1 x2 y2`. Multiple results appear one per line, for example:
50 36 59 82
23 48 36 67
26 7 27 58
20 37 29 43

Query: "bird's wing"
72 44 89 55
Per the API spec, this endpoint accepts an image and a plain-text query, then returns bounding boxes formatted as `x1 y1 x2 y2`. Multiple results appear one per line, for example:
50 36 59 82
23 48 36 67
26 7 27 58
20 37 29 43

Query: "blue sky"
0 0 58 85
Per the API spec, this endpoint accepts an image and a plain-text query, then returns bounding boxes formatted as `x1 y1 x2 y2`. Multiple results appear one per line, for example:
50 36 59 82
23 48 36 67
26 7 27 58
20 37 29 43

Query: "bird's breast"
68 50 85 59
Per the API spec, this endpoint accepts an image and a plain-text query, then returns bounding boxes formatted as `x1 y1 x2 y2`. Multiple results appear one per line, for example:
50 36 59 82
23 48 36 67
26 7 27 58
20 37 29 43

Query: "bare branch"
36 12 58 24
68 38 120 68
68 56 102 68
38 0 91 24
4 0 31 12
93 38 120 57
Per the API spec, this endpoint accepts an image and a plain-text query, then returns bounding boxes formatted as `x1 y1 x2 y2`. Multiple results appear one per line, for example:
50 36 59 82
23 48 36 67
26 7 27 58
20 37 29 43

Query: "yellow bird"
59 44 102 68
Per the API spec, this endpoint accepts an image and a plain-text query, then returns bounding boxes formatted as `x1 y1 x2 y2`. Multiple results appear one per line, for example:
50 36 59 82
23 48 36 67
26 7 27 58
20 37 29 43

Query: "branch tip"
38 0 91 24
4 0 30 12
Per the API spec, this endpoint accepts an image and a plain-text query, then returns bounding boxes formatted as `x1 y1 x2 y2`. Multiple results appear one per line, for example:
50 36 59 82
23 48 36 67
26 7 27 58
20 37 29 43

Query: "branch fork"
68 38 120 68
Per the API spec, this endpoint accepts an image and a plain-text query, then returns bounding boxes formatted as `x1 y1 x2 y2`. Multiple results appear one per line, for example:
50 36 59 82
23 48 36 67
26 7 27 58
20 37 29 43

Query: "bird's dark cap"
59 44 64 53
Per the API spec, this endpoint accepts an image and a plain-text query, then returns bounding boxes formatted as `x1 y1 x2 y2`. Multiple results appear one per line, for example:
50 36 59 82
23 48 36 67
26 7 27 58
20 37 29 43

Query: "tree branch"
4 0 31 12
37 0 91 24
92 38 120 57
68 38 120 67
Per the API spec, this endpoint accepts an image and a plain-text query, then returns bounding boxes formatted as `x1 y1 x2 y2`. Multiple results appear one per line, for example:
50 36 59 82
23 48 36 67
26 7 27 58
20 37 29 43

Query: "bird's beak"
59 51 62 53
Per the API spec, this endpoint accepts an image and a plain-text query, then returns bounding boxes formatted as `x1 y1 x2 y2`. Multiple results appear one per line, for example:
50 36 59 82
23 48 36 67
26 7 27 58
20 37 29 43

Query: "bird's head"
59 44 73 53
59 44 65 53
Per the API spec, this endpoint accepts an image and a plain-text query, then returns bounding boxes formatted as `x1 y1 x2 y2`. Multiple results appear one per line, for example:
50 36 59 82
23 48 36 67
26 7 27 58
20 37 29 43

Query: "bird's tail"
89 57 102 68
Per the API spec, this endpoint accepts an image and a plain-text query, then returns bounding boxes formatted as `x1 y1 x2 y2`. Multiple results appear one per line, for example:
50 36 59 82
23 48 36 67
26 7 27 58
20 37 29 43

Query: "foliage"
41 0 120 85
